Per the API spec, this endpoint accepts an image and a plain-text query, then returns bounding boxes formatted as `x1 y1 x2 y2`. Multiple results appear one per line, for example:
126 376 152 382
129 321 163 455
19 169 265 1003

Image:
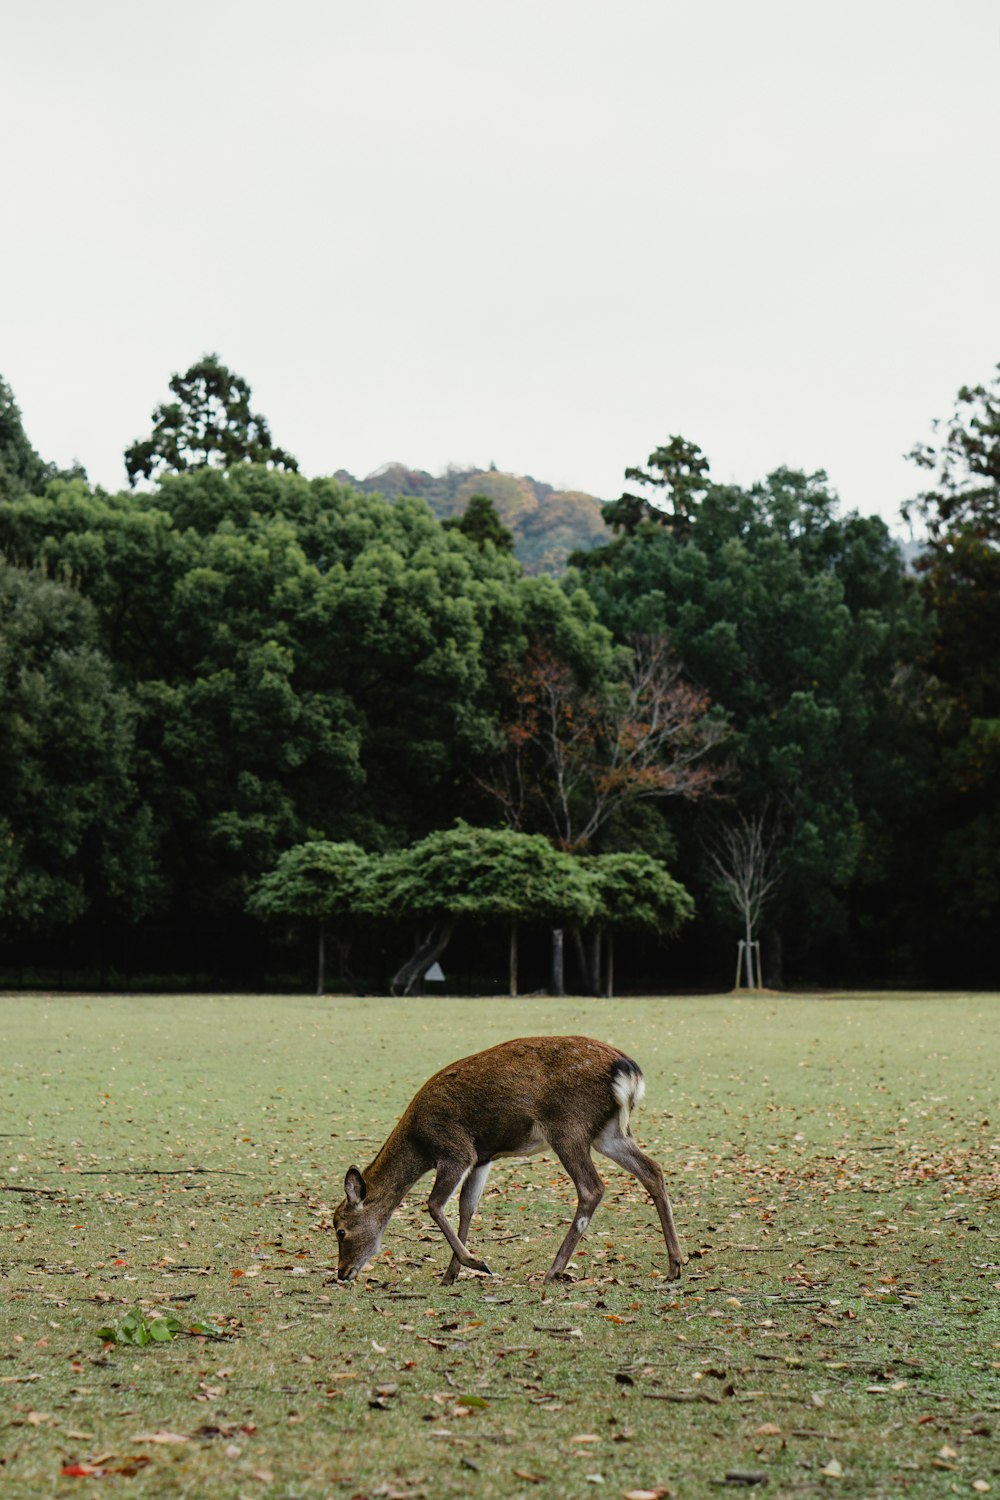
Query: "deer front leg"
544 1144 604 1282
428 1160 493 1275
596 1133 684 1280
442 1162 491 1285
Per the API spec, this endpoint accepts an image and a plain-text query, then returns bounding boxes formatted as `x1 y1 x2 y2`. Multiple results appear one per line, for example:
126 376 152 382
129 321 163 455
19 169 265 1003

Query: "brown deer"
332 1035 684 1284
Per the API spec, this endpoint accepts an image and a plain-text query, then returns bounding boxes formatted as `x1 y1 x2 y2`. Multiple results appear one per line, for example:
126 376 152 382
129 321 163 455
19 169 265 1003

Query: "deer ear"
345 1167 367 1206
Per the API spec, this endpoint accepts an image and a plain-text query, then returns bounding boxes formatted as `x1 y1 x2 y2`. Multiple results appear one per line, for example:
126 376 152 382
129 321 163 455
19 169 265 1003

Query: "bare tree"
703 805 783 989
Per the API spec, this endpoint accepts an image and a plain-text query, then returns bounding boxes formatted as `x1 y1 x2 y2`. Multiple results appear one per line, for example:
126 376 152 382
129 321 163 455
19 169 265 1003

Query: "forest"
1 355 997 992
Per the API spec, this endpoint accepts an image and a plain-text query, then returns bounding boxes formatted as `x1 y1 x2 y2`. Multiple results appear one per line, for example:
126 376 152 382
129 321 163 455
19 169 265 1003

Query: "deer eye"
336 1227 346 1242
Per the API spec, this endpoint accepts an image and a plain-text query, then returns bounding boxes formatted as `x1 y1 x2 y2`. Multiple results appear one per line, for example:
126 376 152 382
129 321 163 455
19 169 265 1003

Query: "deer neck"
363 1123 428 1215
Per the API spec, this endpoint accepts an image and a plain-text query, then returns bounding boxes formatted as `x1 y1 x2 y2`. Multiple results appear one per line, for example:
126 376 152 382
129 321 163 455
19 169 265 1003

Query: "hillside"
334 461 610 574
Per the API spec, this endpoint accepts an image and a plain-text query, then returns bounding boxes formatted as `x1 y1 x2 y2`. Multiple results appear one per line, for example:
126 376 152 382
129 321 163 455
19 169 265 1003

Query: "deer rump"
333 1035 684 1284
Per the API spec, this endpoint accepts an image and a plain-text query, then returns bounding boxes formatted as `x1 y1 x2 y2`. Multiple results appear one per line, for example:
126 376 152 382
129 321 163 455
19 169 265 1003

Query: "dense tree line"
0 358 996 990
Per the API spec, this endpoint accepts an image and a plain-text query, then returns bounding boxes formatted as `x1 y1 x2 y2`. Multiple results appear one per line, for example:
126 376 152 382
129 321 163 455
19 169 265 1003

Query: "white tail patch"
610 1067 645 1135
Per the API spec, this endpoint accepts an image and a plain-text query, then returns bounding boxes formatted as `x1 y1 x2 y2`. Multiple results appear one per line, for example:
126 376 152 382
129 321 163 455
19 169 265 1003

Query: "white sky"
3 0 999 528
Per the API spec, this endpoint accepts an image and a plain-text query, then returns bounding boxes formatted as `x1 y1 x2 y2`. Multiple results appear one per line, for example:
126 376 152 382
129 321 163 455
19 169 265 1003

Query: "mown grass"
0 991 997 1499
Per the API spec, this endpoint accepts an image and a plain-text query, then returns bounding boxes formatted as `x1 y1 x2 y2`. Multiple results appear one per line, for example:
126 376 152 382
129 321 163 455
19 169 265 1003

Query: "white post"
735 939 746 990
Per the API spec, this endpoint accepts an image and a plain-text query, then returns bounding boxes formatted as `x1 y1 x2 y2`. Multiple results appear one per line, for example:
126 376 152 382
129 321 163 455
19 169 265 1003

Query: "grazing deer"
332 1035 683 1284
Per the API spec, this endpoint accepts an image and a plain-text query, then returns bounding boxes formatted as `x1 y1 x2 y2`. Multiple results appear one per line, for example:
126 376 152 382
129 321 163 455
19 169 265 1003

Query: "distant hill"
334 462 610 575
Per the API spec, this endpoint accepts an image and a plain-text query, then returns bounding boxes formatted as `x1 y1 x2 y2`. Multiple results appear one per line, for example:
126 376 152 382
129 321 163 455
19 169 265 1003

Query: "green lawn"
1 992 997 1498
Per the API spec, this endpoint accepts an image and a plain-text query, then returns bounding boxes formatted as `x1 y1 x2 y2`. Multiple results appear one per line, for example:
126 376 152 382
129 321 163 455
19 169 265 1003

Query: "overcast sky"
4 0 999 528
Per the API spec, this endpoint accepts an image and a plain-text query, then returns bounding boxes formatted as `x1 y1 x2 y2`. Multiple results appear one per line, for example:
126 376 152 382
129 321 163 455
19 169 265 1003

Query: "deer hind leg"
441 1162 492 1285
544 1136 605 1282
428 1158 493 1277
595 1126 684 1280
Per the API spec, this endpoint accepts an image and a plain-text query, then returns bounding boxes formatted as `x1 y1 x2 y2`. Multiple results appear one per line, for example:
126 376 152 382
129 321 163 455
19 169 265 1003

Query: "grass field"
0 991 997 1499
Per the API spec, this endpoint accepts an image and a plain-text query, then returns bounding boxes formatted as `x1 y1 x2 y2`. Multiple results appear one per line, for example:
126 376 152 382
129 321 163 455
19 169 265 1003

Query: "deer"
332 1035 684 1285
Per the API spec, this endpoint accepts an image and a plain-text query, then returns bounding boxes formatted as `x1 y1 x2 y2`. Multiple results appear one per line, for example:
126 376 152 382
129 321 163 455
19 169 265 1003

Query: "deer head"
332 1166 386 1281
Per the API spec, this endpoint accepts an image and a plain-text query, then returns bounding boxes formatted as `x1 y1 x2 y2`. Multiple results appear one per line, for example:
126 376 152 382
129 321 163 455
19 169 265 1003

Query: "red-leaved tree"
483 635 726 853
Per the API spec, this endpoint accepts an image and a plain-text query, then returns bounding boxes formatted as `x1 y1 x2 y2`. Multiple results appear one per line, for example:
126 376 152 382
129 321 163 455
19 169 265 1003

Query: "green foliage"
0 466 619 948
1 353 997 986
602 435 711 536
577 455 930 957
96 1306 217 1346
363 823 595 928
96 1308 180 1346
0 561 156 937
584 851 694 935
248 841 371 925
901 366 1000 940
442 493 515 552
124 354 298 486
905 361 1000 540
0 375 85 499
0 377 51 499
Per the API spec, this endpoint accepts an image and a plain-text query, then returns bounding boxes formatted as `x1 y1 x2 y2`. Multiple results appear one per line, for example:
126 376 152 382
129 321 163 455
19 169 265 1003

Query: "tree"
442 493 515 552
0 562 156 945
904 363 1000 540
361 823 594 996
1 375 85 499
0 468 528 923
583 852 694 996
900 366 1000 957
484 634 725 852
124 354 298 485
702 806 783 989
577 452 929 981
601 436 711 537
248 841 372 994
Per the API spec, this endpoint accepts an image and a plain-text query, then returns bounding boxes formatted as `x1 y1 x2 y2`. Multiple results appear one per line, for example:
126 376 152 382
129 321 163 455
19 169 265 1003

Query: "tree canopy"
0 356 996 991
124 355 298 486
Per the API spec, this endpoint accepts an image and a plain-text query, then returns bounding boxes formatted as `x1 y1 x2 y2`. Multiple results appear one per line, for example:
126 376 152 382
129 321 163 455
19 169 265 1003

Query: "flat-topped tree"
248 841 371 995
584 852 695 997
362 823 594 996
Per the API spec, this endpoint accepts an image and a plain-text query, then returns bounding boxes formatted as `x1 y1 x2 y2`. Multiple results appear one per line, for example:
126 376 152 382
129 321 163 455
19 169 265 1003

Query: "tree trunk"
551 928 565 996
316 927 326 997
390 922 455 997
571 928 601 995
605 928 614 998
509 921 518 997
334 934 355 991
762 928 784 989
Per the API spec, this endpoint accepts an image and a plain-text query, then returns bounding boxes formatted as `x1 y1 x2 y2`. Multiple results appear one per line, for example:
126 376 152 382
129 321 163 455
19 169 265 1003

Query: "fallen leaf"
571 1433 601 1443
820 1459 843 1478
754 1423 782 1436
132 1430 189 1444
623 1488 672 1499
